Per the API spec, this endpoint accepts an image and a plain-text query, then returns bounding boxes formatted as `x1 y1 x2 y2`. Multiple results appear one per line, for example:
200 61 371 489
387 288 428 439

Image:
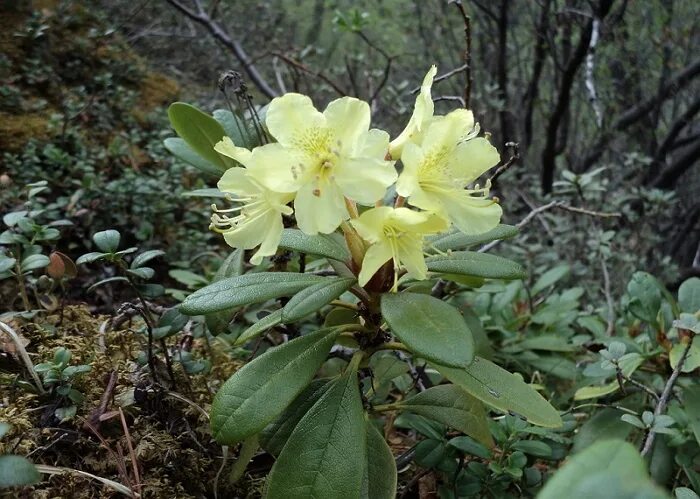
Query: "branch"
164 0 278 99
410 64 468 94
641 334 696 456
649 137 700 189
580 56 700 171
271 52 346 96
654 96 700 161
450 1 472 108
600 257 615 336
584 17 603 127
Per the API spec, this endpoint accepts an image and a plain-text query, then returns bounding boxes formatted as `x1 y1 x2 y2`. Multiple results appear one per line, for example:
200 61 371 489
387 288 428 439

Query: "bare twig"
119 407 142 498
271 51 346 96
410 64 468 94
35 464 136 497
450 1 472 107
640 334 695 456
433 95 466 106
489 142 520 184
600 258 615 335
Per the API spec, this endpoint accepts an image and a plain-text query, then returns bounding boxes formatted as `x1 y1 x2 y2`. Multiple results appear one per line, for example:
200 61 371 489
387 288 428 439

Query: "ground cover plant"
1 1 699 498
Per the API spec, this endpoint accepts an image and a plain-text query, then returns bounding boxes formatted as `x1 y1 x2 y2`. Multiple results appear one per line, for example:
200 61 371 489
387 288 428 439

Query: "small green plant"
0 181 73 314
33 347 91 422
0 423 40 490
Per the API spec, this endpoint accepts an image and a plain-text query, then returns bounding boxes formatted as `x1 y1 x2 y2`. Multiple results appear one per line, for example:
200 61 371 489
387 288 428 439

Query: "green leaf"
434 357 562 428
278 229 350 261
131 250 165 269
511 440 552 457
683 385 700 447
169 269 209 288
87 276 129 292
537 440 668 499
20 254 49 272
75 252 107 265
425 251 525 280
260 380 331 457
627 271 663 323
211 328 339 445
572 409 634 453
167 102 232 171
675 487 700 499
0 455 40 488
448 435 492 459
180 272 325 315
265 367 366 499
414 439 447 468
127 267 154 280
381 292 474 368
3 210 28 227
362 423 397 499
163 137 222 177
0 256 16 273
427 224 518 252
670 340 700 372
214 248 245 281
574 353 644 400
234 309 283 345
397 385 494 447
282 277 355 323
678 277 700 314
531 265 570 294
213 109 256 149
92 229 121 253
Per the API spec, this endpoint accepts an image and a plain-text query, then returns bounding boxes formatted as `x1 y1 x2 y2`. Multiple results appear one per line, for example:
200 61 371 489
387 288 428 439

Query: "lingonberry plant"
167 67 562 498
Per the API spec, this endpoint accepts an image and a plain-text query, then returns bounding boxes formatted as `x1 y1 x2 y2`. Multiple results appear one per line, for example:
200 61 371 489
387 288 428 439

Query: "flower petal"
245 142 305 192
441 194 503 235
447 137 500 184
323 97 371 154
217 167 261 197
334 158 397 205
294 182 349 235
351 206 392 243
391 208 448 234
358 241 393 287
265 93 326 147
249 212 284 264
397 238 428 281
215 137 252 164
395 142 424 198
359 128 390 158
389 65 437 158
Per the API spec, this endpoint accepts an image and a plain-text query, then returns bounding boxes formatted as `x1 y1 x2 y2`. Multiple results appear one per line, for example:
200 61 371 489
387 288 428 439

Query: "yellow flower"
395 109 502 235
388 65 437 159
351 207 448 288
211 139 294 264
228 94 397 235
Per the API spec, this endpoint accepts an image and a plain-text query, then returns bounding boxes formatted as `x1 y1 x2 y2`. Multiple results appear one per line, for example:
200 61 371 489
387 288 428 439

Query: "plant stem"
0 320 45 394
640 334 695 456
15 256 31 311
229 435 259 484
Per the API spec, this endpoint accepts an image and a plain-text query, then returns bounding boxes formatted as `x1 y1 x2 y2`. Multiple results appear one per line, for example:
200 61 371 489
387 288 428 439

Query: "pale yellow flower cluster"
211 66 502 287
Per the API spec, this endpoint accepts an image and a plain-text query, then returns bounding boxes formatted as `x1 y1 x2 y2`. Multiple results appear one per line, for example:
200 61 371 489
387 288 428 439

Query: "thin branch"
271 52 346 96
164 0 278 99
600 258 615 336
641 334 696 456
489 141 520 184
433 95 466 106
584 17 603 127
450 1 472 108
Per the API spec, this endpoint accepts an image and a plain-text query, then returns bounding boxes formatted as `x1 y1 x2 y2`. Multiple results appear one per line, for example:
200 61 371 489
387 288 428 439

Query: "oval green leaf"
211 328 339 445
180 272 326 315
397 384 494 447
427 224 518 252
163 137 222 177
265 368 366 499
167 102 232 172
0 455 40 488
381 292 474 368
362 423 397 499
425 251 526 280
434 356 562 428
282 277 356 323
538 440 668 499
278 229 350 261
93 229 121 253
